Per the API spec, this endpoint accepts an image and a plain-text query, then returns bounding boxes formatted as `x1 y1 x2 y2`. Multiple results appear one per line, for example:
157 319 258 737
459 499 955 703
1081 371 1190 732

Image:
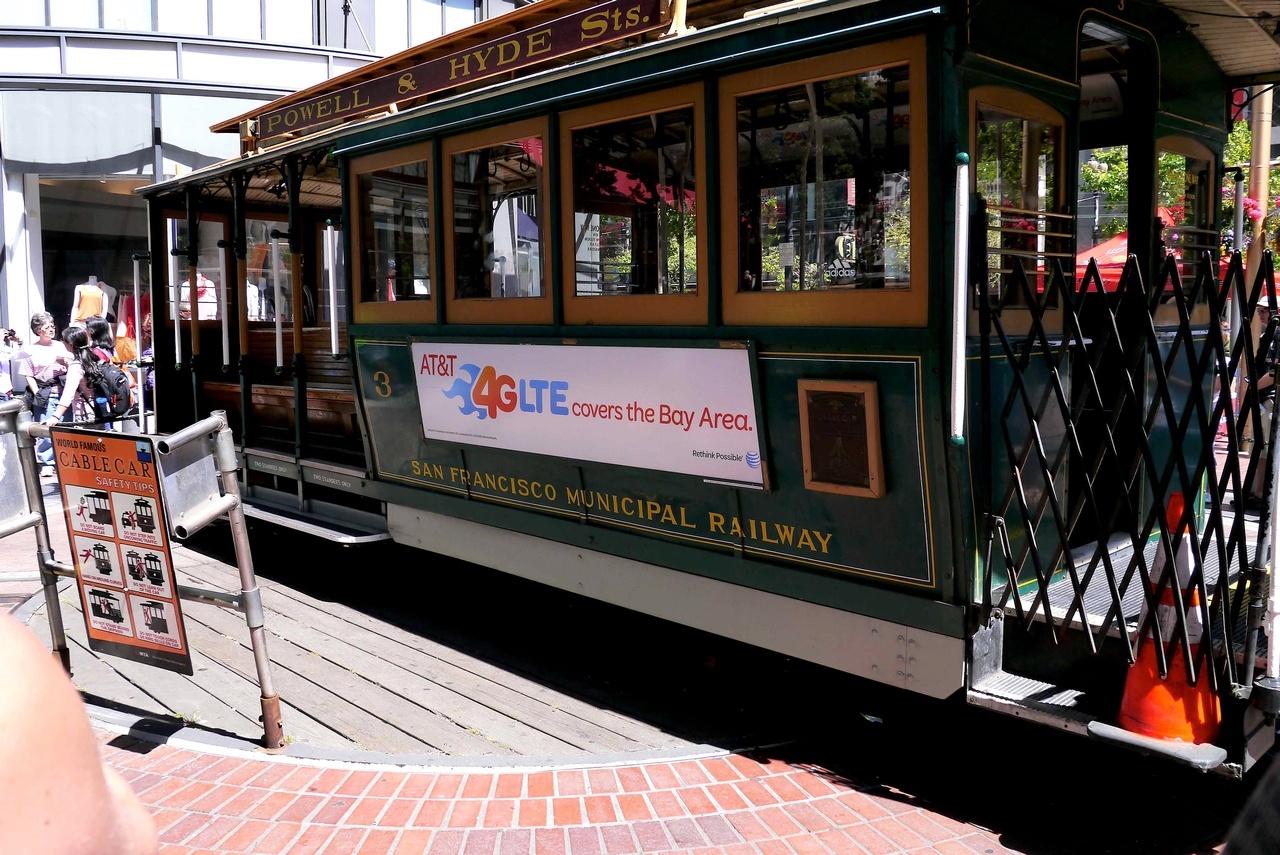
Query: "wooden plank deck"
12 485 799 760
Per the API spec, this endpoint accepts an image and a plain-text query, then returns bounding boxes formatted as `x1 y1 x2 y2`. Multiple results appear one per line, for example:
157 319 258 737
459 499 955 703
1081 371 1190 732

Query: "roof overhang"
1169 1 1280 84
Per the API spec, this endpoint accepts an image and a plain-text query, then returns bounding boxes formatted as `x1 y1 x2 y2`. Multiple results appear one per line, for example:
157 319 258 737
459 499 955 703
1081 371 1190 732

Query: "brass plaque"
798 379 883 497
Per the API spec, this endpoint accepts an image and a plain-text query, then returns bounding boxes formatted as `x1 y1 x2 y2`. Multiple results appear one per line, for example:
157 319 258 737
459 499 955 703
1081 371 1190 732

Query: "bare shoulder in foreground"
0 611 158 855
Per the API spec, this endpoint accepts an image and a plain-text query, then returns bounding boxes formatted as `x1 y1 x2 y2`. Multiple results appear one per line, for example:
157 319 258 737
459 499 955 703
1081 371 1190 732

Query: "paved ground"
0 474 1244 855
1 476 1037 855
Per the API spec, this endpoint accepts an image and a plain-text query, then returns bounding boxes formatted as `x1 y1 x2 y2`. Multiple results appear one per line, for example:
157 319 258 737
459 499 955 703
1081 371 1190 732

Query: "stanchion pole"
11 405 78 671
209 413 284 749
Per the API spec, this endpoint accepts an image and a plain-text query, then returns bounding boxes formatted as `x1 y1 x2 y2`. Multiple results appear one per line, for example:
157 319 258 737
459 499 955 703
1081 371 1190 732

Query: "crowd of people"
1 308 153 477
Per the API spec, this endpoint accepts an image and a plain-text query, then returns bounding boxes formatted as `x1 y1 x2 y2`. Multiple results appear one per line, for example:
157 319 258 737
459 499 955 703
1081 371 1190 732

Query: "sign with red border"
52 427 193 675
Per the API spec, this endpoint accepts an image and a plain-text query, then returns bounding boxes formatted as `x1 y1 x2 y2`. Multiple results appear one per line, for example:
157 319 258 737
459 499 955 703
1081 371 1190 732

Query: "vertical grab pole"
271 237 284 372
326 224 338 357
131 253 148 427
1231 169 1246 360
950 154 971 445
210 413 285 749
169 222 183 371
218 248 230 370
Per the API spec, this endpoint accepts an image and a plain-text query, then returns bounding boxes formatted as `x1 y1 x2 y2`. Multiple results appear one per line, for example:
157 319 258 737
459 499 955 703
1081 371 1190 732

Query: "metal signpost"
1 405 285 749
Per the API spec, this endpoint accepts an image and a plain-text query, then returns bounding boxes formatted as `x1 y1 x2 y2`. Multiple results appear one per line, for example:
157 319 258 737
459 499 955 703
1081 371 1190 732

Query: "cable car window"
357 153 431 303
452 137 543 301
244 218 293 323
571 107 697 298
165 217 227 321
735 66 910 293
975 101 1065 305
1156 137 1216 287
560 85 707 326
351 141 435 324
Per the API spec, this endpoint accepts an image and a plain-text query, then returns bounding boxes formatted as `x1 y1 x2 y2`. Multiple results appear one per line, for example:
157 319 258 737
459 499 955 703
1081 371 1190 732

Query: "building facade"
0 0 511 334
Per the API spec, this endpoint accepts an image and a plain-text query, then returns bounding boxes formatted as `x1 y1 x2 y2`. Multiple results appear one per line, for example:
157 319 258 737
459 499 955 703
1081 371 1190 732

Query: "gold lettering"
265 114 282 135
759 521 778 544
729 517 744 538
284 108 298 128
581 12 608 40
626 5 640 26
797 529 815 551
471 46 495 72
450 55 471 79
527 27 551 56
316 99 332 118
708 511 725 533
645 500 661 520
678 507 696 529
398 74 418 95
353 88 370 109
660 505 677 526
812 531 833 554
774 523 795 545
497 39 520 65
621 497 634 516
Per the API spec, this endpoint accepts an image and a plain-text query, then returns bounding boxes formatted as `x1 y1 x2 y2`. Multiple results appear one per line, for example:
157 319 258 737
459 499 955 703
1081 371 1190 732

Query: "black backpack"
85 350 133 419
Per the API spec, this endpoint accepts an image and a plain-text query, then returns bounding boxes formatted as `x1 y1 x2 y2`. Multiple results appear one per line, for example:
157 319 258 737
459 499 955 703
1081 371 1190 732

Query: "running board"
969 671 1228 772
241 502 390 545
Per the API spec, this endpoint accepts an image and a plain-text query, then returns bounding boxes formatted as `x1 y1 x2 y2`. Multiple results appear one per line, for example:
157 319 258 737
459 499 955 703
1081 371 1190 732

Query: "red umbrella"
1074 207 1225 289
1075 230 1130 288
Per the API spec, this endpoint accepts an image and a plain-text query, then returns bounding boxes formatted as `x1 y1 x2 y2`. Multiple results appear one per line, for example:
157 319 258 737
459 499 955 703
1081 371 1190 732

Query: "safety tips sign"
52 427 192 675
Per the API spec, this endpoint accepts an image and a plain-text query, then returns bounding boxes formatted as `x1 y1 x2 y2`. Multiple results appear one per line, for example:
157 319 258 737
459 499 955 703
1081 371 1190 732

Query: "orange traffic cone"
1117 492 1222 743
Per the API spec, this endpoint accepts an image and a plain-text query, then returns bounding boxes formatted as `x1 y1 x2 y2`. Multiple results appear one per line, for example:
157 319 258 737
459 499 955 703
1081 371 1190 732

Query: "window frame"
968 85 1068 336
559 83 709 326
1154 134 1216 328
349 140 438 325
442 117 552 325
719 37 929 328
164 212 230 325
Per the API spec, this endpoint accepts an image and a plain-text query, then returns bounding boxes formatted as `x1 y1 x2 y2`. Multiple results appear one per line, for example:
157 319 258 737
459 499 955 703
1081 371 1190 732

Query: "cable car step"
969 670 1229 772
241 501 390 545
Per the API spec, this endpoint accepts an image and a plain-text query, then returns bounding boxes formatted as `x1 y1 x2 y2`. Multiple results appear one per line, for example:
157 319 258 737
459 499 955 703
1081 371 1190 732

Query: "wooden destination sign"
257 0 666 139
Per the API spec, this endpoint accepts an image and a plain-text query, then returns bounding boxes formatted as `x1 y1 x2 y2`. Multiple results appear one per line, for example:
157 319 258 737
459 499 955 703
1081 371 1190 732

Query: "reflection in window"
452 138 543 299
976 104 1064 302
245 219 294 323
358 161 431 303
166 219 226 322
572 107 697 296
736 67 910 292
1157 148 1215 281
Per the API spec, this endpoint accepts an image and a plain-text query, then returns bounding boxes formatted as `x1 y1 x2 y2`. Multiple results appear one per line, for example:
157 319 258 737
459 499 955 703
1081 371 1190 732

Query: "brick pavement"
95 727 1021 855
4 478 1025 855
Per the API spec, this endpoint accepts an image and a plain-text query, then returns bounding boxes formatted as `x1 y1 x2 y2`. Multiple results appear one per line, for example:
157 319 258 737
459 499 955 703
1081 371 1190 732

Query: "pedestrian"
18 311 70 476
87 316 116 360
44 325 101 427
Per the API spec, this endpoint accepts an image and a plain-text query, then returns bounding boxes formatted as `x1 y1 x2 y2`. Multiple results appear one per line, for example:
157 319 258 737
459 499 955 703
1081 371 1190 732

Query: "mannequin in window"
70 276 107 323
179 273 218 321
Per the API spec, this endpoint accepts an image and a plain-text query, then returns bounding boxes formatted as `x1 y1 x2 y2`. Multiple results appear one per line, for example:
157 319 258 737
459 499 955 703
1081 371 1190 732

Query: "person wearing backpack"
44 325 102 427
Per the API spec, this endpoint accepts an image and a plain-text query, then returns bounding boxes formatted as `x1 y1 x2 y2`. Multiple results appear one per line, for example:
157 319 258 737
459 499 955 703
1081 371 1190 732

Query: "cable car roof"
142 0 1280 204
